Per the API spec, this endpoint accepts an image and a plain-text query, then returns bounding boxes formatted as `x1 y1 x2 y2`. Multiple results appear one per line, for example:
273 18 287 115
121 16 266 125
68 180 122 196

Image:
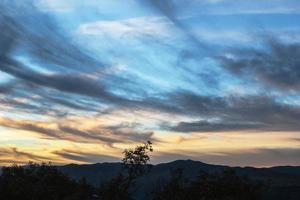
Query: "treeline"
0 163 264 200
152 168 263 200
0 162 94 200
0 142 264 200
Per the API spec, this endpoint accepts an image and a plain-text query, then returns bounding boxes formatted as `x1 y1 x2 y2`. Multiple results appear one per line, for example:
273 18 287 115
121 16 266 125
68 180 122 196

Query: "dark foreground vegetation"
0 142 299 200
0 162 94 200
0 163 264 200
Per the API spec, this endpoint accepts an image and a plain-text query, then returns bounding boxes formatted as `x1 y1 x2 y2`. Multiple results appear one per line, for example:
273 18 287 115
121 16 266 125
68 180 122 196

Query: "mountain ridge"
1 160 300 199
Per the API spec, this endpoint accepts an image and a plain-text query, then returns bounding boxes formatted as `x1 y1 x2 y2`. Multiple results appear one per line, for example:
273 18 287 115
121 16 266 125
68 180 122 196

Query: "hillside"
59 160 300 200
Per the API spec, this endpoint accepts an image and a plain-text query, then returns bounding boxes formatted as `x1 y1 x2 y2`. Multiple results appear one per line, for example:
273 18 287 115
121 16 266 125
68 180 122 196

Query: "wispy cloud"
0 116 157 145
78 16 172 38
220 37 300 91
52 149 119 163
153 147 300 167
0 147 49 164
162 93 300 132
0 0 300 166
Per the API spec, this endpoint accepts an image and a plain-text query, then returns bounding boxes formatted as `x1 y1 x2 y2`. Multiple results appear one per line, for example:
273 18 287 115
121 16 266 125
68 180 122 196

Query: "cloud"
292 138 300 142
0 95 56 116
0 1 102 72
58 125 120 144
219 38 300 92
161 93 300 132
169 120 262 132
153 147 300 167
0 0 152 116
78 16 172 38
0 117 104 143
231 7 300 15
35 0 74 13
195 0 300 15
202 0 225 4
204 7 300 15
0 81 16 94
194 29 252 44
102 123 156 143
0 147 49 164
1 0 300 167
0 117 156 145
0 81 104 118
44 95 95 111
0 117 62 139
10 147 49 161
1 0 196 121
52 149 119 163
0 0 135 114
151 152 194 164
205 148 300 167
0 63 123 104
138 0 210 52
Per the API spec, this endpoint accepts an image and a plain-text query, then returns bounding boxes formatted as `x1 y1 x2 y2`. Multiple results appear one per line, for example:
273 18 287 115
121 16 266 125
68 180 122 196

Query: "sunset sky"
0 0 300 167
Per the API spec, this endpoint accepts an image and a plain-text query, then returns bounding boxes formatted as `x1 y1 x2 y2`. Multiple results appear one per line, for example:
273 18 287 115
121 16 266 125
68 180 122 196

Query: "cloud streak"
0 117 156 145
0 147 49 164
162 93 300 132
220 38 300 91
138 0 211 52
0 1 102 71
153 147 300 166
52 149 119 163
0 0 300 167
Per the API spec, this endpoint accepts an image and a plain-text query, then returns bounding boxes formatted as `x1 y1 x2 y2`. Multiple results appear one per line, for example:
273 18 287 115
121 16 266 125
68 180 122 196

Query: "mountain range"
59 160 300 200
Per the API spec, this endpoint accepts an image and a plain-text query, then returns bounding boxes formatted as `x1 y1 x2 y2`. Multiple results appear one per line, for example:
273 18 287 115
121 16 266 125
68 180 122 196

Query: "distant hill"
59 160 300 200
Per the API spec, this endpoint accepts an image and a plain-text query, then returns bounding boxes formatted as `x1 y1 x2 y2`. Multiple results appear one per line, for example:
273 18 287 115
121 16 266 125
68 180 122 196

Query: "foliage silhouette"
0 162 95 200
152 169 264 200
152 168 189 200
0 141 273 200
98 173 132 200
123 141 153 179
98 141 153 200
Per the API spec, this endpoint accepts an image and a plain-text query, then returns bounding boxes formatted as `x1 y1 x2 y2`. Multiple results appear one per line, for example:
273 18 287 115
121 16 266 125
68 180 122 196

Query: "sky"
0 0 300 167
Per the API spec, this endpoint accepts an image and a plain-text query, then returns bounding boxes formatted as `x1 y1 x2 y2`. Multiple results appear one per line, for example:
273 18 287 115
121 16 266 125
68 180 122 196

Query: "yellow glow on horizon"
1 112 300 167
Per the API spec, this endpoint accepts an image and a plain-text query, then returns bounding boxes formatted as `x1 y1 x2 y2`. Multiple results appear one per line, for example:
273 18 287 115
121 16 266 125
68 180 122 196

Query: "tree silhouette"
122 141 153 179
98 141 154 200
0 141 271 200
152 169 264 200
98 173 132 200
0 162 95 200
152 168 189 200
